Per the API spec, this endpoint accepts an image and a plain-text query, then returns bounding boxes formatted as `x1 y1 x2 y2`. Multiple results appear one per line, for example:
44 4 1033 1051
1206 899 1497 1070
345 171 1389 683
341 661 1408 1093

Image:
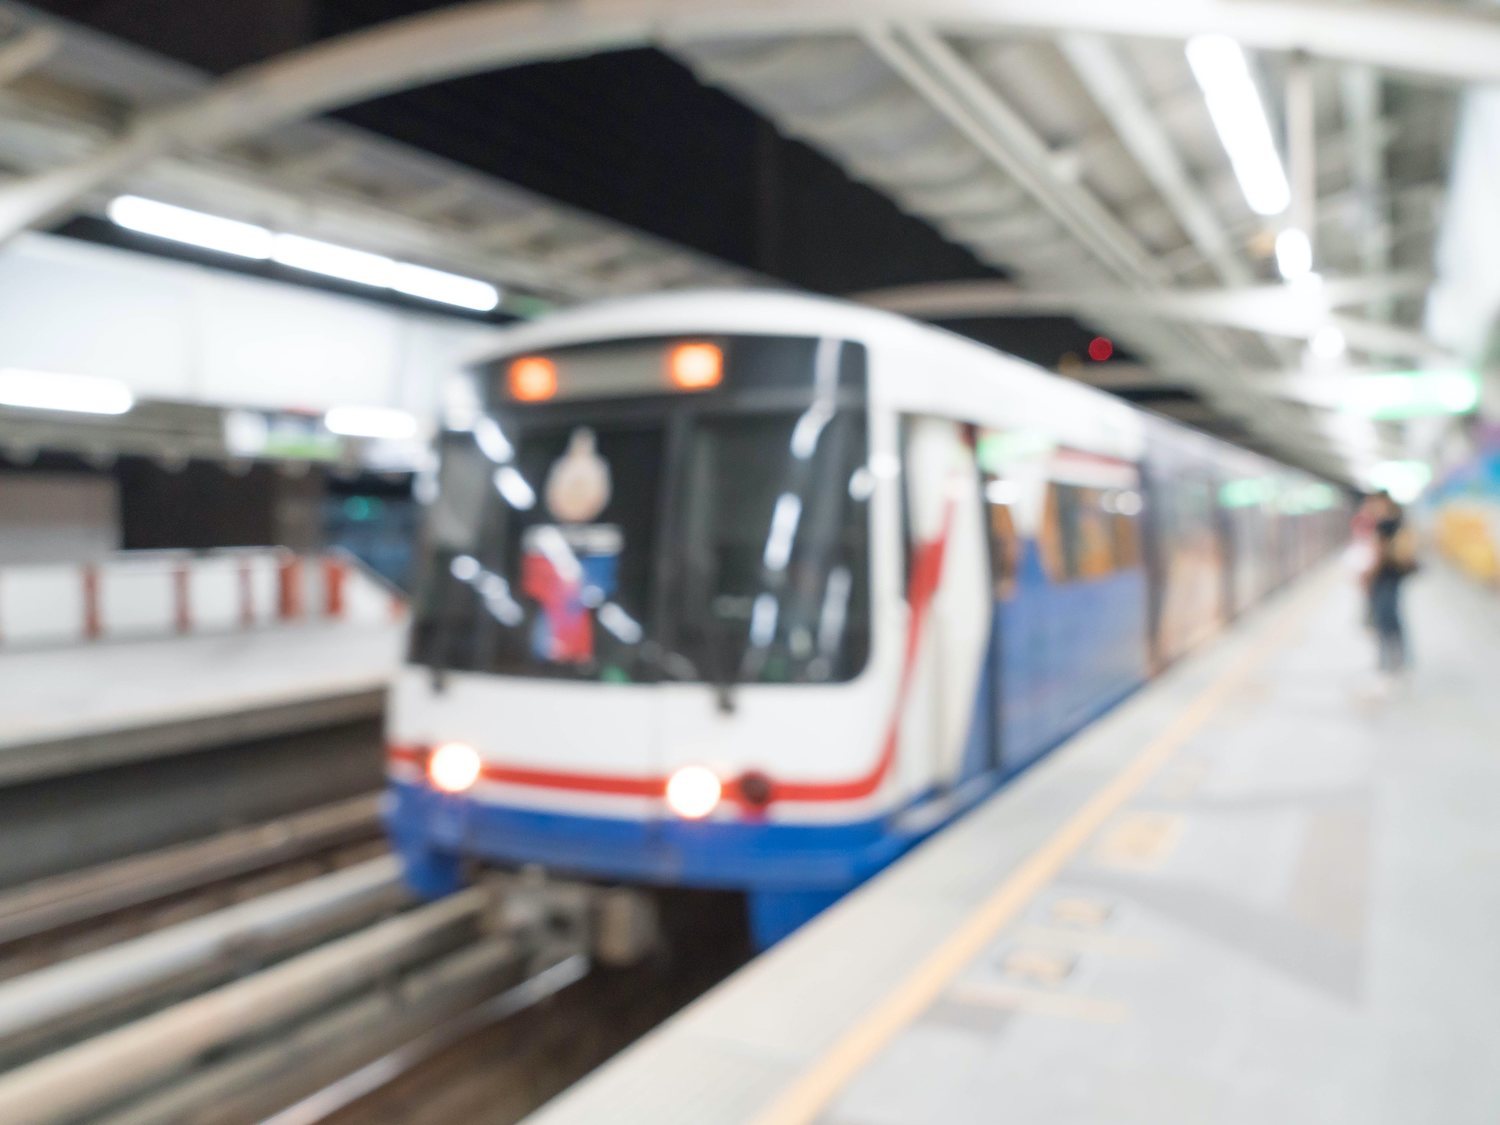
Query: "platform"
0 621 404 785
529 564 1500 1125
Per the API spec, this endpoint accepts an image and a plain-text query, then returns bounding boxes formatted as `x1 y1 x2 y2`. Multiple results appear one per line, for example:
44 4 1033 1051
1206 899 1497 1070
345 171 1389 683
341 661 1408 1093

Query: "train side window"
1113 510 1142 569
1039 485 1068 583
1075 487 1116 579
1060 486 1090 579
983 476 1022 599
1048 483 1120 582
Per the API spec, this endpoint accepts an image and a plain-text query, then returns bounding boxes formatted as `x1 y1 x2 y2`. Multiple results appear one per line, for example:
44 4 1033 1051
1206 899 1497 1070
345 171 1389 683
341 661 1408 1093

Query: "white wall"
0 232 500 416
0 549 403 648
1428 87 1500 384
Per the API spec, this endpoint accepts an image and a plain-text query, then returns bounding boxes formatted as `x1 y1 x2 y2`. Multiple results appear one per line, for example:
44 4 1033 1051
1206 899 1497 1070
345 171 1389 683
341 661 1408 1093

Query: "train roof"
472 289 1325 483
474 286 1126 418
478 288 938 357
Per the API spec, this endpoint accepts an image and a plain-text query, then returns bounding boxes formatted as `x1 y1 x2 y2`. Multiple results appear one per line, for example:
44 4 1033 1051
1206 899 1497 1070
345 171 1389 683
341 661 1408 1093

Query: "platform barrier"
0 549 404 649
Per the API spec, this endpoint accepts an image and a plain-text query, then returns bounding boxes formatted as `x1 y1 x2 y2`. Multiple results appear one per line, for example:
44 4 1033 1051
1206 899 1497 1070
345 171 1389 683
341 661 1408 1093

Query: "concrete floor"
530 566 1500 1125
821 569 1500 1124
0 621 402 752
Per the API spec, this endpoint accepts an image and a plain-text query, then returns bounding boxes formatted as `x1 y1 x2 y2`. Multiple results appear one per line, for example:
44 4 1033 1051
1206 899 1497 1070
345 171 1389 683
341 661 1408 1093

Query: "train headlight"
427 742 482 794
665 765 722 820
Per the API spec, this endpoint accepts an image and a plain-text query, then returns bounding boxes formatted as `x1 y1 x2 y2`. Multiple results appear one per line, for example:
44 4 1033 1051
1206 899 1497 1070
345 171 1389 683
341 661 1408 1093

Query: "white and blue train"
386 291 1346 948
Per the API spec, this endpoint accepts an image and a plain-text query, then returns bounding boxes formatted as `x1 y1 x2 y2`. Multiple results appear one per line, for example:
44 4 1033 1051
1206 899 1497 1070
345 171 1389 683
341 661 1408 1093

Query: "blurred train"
385 291 1347 949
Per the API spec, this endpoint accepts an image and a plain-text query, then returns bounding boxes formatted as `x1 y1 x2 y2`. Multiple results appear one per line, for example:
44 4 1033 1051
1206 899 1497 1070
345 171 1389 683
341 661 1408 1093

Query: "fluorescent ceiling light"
1186 35 1290 216
1310 325 1346 359
108 196 502 314
323 405 419 440
272 233 395 287
223 409 270 456
108 195 273 259
1367 460 1431 504
1275 228 1312 280
392 263 500 311
1341 370 1479 420
0 368 134 415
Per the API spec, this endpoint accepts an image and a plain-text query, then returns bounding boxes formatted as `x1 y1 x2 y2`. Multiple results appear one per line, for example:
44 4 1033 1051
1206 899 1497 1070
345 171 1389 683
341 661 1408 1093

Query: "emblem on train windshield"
545 427 611 523
522 428 623 665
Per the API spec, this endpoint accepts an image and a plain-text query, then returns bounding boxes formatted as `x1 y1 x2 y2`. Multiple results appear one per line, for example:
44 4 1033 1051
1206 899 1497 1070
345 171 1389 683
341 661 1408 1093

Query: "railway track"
0 715 385 891
0 794 384 965
310 903 750 1125
0 798 749 1125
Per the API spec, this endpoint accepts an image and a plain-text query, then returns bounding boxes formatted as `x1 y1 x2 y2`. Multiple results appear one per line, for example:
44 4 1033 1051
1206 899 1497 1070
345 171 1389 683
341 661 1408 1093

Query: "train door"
899 417 992 795
1148 445 1226 662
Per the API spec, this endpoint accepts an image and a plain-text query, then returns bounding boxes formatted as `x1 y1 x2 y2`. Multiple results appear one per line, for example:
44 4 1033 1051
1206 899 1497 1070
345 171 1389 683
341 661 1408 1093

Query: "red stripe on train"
389 494 958 807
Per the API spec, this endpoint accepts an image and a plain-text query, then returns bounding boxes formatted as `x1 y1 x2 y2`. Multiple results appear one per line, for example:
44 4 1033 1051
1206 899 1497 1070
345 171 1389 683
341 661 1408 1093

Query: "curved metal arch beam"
4 0 1500 241
857 273 1445 355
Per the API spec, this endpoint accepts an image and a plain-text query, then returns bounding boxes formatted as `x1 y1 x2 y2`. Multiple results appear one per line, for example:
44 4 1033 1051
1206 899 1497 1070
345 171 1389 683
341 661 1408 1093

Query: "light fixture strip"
107 195 273 259
107 196 500 312
0 368 135 415
1274 227 1312 281
323 404 420 441
270 233 395 288
1185 36 1290 217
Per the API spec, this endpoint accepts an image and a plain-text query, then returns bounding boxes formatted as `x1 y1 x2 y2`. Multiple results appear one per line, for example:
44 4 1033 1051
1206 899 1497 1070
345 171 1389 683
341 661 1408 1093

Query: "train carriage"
386 291 1344 949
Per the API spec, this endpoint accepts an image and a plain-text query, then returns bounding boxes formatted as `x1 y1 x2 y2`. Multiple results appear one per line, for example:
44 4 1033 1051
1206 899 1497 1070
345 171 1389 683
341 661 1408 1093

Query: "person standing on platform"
1366 495 1418 677
1347 491 1388 627
1350 490 1385 550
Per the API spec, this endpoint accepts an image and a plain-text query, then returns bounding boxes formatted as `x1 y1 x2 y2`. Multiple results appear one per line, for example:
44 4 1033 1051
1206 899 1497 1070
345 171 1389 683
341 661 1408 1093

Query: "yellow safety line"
749 580 1319 1125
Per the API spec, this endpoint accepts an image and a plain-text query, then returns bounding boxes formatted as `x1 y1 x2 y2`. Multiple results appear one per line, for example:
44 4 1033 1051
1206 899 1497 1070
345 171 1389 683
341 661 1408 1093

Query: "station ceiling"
0 0 1489 481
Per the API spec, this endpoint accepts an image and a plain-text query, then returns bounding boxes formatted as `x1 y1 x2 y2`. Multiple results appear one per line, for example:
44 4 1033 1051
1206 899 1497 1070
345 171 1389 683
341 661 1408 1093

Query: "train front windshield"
410 335 871 686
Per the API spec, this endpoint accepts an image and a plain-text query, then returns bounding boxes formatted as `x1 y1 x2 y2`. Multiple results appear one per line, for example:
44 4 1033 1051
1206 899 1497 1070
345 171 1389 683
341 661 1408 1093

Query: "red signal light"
1087 337 1114 362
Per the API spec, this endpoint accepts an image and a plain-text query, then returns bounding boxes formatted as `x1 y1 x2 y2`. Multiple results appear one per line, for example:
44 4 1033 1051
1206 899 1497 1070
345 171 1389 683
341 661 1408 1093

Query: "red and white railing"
0 548 406 649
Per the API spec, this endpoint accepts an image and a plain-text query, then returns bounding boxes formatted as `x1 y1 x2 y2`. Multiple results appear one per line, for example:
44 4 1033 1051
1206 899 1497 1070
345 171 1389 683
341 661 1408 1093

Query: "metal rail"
0 794 381 946
0 887 491 1124
103 941 552 1125
259 954 592 1125
0 796 615 1124
0 856 405 1052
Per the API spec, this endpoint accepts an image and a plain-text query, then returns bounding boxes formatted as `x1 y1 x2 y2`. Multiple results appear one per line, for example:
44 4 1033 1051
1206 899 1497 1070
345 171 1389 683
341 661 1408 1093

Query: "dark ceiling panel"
324 46 1004 293
25 0 1133 367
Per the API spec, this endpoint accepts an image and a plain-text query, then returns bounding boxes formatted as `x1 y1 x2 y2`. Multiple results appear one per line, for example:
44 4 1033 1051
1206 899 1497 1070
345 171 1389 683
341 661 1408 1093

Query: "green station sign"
1341 370 1479 420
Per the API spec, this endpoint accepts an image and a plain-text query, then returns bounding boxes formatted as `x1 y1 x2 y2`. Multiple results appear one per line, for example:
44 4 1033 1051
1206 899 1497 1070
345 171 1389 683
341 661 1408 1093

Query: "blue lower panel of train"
998 564 1149 770
387 781 930 945
388 566 1152 947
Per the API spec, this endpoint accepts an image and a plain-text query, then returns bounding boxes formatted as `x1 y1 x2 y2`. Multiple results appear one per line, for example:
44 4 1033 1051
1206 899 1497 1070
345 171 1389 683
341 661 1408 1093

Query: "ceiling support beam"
0 26 56 88
865 24 1163 288
1058 34 1251 286
863 24 1354 466
1327 314 1453 363
0 0 1497 246
274 140 361 183
543 234 636 273
1064 362 1181 391
858 273 1439 348
1340 65 1393 322
1285 51 1318 266
396 179 472 220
